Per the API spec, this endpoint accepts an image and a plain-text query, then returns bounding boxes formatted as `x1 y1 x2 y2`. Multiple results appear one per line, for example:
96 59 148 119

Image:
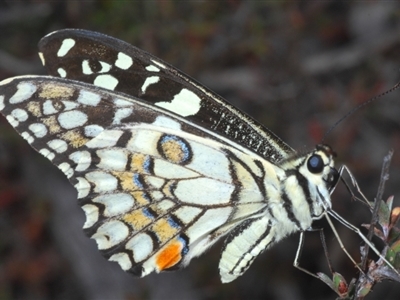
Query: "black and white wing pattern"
0 30 337 283
38 29 293 162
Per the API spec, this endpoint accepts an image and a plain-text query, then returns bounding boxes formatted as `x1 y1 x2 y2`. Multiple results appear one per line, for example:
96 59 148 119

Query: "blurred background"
0 1 400 299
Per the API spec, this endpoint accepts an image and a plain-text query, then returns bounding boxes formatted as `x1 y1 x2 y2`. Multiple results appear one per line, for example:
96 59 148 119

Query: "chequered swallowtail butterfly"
0 29 339 282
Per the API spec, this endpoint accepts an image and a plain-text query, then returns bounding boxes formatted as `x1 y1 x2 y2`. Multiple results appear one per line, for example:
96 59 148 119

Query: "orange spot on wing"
156 240 183 271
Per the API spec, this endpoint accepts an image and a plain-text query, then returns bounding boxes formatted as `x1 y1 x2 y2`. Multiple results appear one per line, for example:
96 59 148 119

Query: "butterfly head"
280 144 338 221
303 144 339 215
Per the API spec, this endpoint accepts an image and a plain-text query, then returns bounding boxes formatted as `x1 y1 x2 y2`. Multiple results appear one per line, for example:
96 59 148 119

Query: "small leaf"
317 273 347 297
386 248 396 264
390 240 400 253
333 272 348 297
317 272 335 291
357 282 372 298
386 195 394 212
378 199 390 237
388 227 400 245
387 240 400 269
390 206 400 228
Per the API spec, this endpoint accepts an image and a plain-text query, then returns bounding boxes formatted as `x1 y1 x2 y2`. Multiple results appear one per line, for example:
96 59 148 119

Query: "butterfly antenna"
322 80 400 142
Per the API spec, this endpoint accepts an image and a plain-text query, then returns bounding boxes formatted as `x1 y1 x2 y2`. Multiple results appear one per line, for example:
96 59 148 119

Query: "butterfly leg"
337 165 371 208
293 228 332 279
323 212 365 274
327 209 400 277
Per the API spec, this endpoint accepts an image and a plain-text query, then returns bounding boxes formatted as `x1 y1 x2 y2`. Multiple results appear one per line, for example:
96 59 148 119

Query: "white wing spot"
85 130 123 148
82 60 112 75
43 100 58 115
84 124 104 137
145 65 160 72
58 162 74 178
85 171 118 193
82 204 99 229
61 100 79 111
115 52 133 70
112 107 133 125
58 110 88 129
21 131 34 144
6 115 18 127
97 148 128 171
92 220 129 250
175 206 202 224
39 148 55 161
92 193 134 217
99 61 112 73
94 74 119 90
152 116 181 130
57 68 67 78
109 253 132 271
155 201 175 213
47 139 68 153
77 90 101 106
29 123 48 138
57 38 75 57
126 233 154 263
11 108 28 122
146 176 165 189
141 76 160 93
75 177 90 198
38 52 45 66
155 88 201 117
0 95 4 110
69 151 91 172
82 60 93 75
10 82 37 104
150 191 163 201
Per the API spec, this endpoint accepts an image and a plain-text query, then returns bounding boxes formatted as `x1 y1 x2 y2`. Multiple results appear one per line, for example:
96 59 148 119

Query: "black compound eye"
307 154 324 174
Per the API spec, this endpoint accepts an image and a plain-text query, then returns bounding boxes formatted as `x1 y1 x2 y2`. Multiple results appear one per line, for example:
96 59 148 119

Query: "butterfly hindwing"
38 29 294 162
0 75 277 277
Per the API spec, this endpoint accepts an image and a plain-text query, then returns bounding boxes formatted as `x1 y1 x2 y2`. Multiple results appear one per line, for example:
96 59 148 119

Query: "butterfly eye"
307 154 324 174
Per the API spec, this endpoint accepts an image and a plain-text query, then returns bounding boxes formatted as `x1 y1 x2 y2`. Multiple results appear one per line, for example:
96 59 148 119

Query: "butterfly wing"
38 29 294 162
0 76 277 277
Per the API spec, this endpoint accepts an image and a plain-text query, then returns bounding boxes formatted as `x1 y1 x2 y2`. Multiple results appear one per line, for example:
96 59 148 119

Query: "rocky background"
0 1 400 299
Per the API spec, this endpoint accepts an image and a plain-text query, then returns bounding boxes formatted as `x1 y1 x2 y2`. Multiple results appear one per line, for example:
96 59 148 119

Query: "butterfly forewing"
38 29 293 162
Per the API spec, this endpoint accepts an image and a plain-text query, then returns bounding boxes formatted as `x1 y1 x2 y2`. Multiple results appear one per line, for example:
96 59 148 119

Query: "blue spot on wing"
133 173 144 189
167 217 180 229
178 236 189 255
142 208 156 219
143 155 152 173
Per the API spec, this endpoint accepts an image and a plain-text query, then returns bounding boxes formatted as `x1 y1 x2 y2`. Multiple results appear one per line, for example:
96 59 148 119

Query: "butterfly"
0 29 338 283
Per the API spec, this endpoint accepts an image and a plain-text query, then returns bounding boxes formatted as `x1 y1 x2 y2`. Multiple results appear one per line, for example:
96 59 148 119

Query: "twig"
361 150 393 271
